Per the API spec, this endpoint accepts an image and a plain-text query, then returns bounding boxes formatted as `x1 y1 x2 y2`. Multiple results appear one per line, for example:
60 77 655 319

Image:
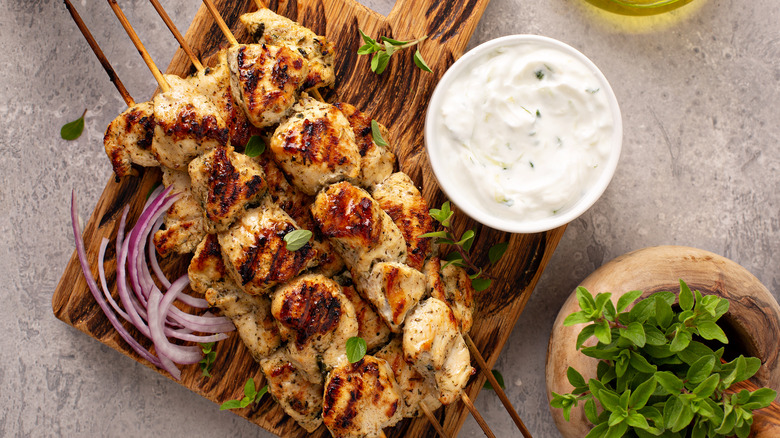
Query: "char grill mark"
277 280 343 346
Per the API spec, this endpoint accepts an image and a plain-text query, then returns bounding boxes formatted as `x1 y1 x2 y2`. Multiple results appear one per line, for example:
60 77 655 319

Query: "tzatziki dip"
427 36 620 229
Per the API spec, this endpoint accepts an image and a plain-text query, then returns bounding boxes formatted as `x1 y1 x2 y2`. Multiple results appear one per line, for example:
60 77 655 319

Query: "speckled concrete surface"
1 0 777 437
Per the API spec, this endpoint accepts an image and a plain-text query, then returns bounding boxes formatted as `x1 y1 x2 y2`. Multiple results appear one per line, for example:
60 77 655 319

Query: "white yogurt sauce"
436 44 615 221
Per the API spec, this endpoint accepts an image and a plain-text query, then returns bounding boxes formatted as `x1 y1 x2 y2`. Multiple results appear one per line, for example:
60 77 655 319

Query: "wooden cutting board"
53 0 567 436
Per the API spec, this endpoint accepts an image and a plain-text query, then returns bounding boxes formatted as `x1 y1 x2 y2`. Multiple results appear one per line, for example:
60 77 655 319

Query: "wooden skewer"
201 0 239 46
461 392 496 438
254 0 264 9
148 0 204 72
464 334 533 438
106 0 170 92
63 0 135 106
419 402 450 438
378 431 388 438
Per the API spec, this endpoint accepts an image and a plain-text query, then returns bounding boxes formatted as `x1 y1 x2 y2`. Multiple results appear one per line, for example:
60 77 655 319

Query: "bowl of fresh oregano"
546 246 780 438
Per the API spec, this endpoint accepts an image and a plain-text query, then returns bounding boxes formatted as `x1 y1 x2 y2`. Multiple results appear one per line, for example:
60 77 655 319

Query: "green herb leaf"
687 356 716 384
564 311 592 327
371 119 389 147
379 36 411 46
483 369 506 390
283 229 312 251
655 371 684 395
617 290 643 313
61 109 87 140
359 29 376 45
244 135 266 157
655 295 673 328
576 324 597 349
357 43 379 55
581 397 598 424
679 279 694 311
630 378 657 411
414 49 432 73
620 321 646 348
584 423 608 438
629 350 657 374
744 387 777 409
692 374 720 398
219 399 243 410
567 366 587 388
488 242 508 264
626 412 651 430
346 336 367 363
594 319 612 345
696 320 728 344
577 286 596 313
371 51 391 74
471 277 491 292
670 326 692 352
244 377 258 399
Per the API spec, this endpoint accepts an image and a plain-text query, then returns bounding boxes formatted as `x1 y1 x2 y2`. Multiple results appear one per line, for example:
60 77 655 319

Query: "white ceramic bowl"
425 35 623 234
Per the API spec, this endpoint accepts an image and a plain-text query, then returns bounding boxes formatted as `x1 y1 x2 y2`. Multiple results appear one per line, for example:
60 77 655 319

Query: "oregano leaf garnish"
244 135 266 157
346 336 367 363
283 229 312 251
61 109 87 140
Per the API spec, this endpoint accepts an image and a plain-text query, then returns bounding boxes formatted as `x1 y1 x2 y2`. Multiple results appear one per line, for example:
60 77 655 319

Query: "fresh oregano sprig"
198 342 217 378
61 109 87 140
220 377 268 410
550 280 776 438
358 29 430 74
420 201 508 292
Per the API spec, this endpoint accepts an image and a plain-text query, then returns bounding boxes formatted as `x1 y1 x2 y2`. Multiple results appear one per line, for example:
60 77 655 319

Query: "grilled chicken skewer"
202 0 308 129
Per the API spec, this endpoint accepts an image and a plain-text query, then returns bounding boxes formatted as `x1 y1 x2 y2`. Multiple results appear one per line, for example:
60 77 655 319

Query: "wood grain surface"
52 0 567 436
546 245 780 438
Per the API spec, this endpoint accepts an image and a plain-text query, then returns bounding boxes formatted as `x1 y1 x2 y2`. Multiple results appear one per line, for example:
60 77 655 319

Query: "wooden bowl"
545 245 780 438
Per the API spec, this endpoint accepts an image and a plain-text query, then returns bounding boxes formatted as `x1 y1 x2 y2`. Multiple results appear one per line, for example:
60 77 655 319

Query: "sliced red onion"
98 237 130 321
149 215 171 289
72 187 235 380
71 191 161 368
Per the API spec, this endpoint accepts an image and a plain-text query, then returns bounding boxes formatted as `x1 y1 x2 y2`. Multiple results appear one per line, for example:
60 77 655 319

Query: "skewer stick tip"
461 392 497 438
419 402 451 438
464 334 533 438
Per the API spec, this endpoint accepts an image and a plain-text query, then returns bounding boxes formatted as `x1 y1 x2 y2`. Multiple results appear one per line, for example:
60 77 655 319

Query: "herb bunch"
420 201 507 292
357 29 431 74
550 280 776 438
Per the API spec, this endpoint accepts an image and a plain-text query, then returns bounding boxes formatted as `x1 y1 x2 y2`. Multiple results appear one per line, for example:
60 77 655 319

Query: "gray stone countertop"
1 0 777 437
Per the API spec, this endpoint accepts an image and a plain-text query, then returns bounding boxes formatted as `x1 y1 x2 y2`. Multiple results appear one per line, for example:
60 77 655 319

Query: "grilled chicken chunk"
258 155 344 276
334 102 396 188
189 234 281 360
103 101 157 177
261 350 324 433
372 172 434 271
271 273 358 383
424 257 476 333
153 167 208 256
228 44 308 128
151 75 228 170
335 273 391 351
218 199 318 295
240 8 335 91
312 181 407 275
186 49 260 149
353 261 426 333
403 298 475 405
323 355 404 438
270 96 361 195
376 338 442 418
188 146 267 233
